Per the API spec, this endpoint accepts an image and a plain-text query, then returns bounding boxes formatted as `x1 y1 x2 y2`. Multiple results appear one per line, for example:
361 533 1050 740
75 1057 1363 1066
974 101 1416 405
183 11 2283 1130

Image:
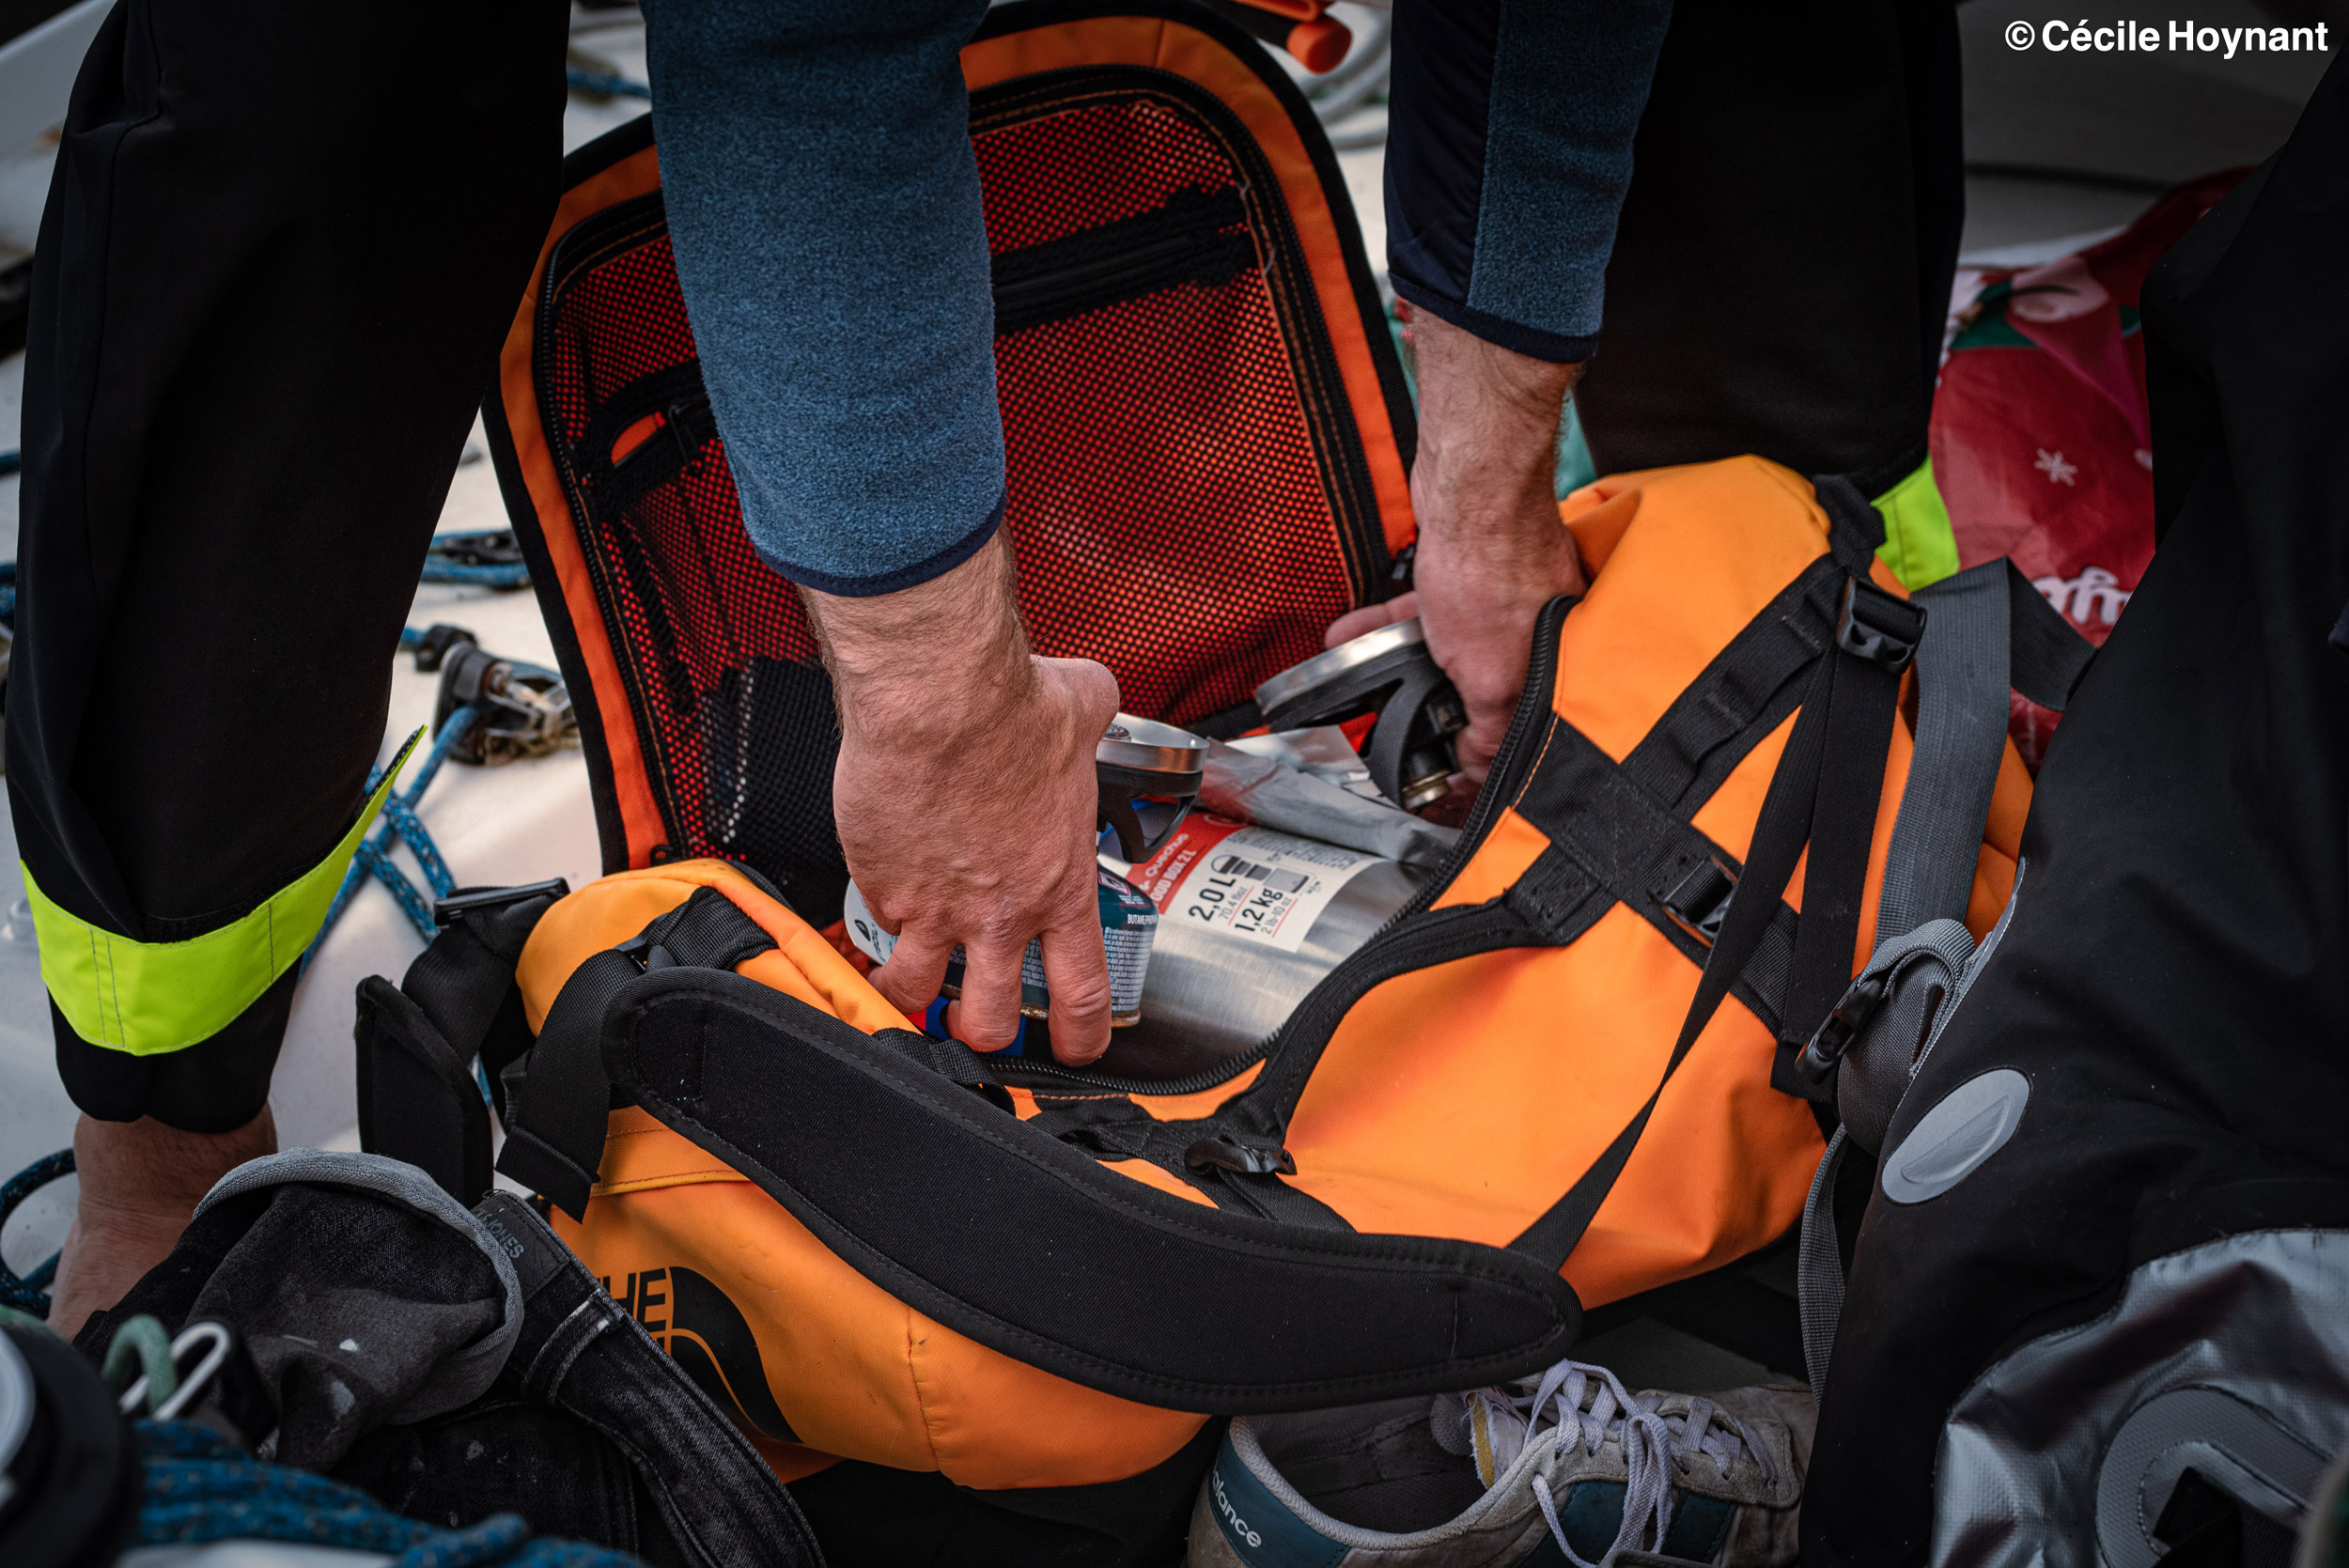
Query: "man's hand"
803 533 1121 1064
1326 311 1587 780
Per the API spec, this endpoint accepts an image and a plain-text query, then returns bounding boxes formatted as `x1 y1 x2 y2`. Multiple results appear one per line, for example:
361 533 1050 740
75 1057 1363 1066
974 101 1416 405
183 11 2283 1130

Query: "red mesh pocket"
527 69 1395 923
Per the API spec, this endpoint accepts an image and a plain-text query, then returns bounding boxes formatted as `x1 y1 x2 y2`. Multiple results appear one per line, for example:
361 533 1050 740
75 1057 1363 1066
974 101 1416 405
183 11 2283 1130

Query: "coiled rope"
0 1147 70 1314
135 1419 649 1567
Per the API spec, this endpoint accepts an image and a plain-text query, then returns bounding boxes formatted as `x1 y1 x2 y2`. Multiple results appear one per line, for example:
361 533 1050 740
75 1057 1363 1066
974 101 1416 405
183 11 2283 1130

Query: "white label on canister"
1159 826 1377 954
842 881 894 966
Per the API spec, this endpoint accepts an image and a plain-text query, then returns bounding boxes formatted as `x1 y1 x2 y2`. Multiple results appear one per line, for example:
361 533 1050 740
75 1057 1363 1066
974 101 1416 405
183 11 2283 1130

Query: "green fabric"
1872 458 1961 591
26 730 422 1055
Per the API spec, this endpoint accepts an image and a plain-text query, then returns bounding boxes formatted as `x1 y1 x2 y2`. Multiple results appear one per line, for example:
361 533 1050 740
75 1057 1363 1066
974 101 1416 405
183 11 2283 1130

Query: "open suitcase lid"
483 0 1418 927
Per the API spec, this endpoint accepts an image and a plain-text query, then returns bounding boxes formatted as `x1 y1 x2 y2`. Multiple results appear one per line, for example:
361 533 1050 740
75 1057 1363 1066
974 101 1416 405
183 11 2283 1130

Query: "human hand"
1327 311 1586 780
803 534 1121 1063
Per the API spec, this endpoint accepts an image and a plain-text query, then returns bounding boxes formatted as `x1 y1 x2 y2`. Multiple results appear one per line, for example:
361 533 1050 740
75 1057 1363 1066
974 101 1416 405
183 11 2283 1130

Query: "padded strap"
1875 562 2012 941
498 887 777 1219
599 965 1582 1412
355 979 493 1206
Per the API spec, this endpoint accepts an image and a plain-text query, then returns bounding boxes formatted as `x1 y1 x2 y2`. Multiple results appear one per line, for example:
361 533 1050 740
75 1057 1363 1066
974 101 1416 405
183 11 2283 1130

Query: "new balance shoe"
1190 1360 1813 1568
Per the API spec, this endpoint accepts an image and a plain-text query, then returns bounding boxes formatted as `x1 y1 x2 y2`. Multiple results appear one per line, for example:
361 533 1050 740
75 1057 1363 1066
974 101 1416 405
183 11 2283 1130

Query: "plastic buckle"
431 877 573 929
408 622 478 674
1184 1136 1298 1178
1790 970 1890 1094
1660 857 1738 948
1837 580 1927 672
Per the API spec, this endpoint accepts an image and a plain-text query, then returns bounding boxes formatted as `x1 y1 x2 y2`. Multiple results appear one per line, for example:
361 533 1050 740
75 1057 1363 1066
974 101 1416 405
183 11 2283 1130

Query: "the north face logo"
605 1265 797 1442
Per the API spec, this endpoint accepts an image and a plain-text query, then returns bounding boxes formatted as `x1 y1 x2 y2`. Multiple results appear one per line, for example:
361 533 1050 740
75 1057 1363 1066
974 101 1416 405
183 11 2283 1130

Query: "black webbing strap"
1506 719 1805 1039
2005 559 2097 710
356 880 568 1204
1815 474 1890 576
1509 570 1921 1268
498 887 777 1219
1773 582 1914 1089
1225 562 1843 1140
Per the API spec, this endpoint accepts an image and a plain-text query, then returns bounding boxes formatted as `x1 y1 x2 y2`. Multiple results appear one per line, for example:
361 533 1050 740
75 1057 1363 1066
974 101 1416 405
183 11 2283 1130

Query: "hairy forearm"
1410 312 1584 558
800 533 1033 737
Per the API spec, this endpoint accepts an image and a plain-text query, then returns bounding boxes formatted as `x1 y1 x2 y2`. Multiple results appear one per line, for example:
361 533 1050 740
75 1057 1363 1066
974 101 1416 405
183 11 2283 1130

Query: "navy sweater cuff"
1391 274 1598 365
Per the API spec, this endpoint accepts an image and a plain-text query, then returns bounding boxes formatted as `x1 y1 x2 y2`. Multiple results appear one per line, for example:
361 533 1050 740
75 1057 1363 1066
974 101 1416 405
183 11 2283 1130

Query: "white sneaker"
1189 1360 1813 1567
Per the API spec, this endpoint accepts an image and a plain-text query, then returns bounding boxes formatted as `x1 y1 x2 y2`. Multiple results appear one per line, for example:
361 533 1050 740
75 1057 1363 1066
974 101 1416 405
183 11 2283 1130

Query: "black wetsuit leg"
9 0 569 1130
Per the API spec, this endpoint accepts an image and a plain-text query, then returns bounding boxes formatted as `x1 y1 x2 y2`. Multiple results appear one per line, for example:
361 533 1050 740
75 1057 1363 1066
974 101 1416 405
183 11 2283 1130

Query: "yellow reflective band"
1872 457 1963 592
24 729 425 1056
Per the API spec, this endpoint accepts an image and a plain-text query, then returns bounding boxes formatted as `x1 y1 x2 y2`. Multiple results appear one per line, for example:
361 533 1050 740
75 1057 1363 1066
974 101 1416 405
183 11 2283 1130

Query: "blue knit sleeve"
1385 0 1674 364
641 0 1003 596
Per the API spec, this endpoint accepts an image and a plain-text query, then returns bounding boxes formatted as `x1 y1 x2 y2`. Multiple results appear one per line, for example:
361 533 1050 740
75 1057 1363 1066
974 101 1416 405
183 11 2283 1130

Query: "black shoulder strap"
356 878 569 1204
596 964 1581 1412
496 886 778 1219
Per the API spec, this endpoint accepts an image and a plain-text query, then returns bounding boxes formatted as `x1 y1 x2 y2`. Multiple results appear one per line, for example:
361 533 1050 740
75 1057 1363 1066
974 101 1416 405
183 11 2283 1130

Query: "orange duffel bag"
350 0 2090 1517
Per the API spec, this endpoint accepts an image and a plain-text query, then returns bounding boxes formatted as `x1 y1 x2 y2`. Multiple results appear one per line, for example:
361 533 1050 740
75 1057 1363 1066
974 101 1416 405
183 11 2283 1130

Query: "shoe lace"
1431 1360 1775 1568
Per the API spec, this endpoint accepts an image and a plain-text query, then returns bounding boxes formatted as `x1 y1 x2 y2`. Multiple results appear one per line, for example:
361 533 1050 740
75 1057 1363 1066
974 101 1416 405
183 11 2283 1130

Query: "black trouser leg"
9 0 570 1130
1574 0 1964 489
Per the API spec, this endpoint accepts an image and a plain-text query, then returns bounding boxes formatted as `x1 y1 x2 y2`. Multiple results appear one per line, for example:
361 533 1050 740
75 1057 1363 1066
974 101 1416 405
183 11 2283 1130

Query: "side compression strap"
498 886 778 1219
25 729 424 1055
1875 561 2012 940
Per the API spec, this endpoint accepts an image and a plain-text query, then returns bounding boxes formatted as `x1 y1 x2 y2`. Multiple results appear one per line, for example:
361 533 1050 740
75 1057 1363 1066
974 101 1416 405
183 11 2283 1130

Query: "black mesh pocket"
699 657 848 924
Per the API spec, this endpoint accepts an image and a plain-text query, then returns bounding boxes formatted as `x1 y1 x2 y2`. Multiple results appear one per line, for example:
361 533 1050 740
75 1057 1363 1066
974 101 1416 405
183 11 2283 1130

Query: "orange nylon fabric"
1285 458 2025 1307
495 144 670 870
521 861 1212 1490
511 456 2032 1490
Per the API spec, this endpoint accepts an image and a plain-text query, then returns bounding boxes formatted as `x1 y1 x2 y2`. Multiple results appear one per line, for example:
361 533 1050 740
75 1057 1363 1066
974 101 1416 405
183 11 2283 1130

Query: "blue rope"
314 705 481 951
0 1148 71 1315
566 66 651 101
420 559 534 589
422 530 533 591
137 1421 649 1566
